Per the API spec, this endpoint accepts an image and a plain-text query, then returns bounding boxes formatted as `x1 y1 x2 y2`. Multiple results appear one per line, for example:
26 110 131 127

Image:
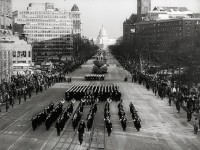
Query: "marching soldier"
134 117 141 131
176 100 180 113
106 119 112 136
78 120 86 145
121 117 127 131
55 119 61 136
18 90 21 104
31 117 37 131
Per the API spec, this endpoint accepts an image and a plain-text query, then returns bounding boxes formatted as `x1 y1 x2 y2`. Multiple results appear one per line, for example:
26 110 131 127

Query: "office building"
13 3 81 62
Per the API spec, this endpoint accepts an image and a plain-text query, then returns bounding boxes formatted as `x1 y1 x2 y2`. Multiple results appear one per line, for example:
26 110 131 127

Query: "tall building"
137 0 151 21
135 18 200 64
0 0 13 83
123 14 137 44
0 0 12 29
147 7 193 20
13 3 81 63
0 30 14 83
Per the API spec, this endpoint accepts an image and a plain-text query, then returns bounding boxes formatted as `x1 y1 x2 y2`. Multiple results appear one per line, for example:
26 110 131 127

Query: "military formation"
65 84 121 102
86 102 97 130
118 100 127 131
55 102 74 136
31 100 64 131
72 101 84 131
84 74 105 81
129 102 141 131
104 101 112 136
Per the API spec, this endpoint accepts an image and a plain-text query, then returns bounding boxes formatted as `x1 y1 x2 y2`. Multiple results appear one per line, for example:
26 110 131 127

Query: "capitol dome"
97 25 108 39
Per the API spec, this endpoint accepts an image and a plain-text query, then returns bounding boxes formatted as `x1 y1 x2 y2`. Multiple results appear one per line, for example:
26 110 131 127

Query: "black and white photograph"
0 0 200 149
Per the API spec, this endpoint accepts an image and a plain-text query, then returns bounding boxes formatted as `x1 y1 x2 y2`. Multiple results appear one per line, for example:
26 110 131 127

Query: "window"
28 51 31 57
13 51 16 57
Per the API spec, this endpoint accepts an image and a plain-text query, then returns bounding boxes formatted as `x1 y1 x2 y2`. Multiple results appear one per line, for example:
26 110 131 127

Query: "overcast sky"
13 0 200 39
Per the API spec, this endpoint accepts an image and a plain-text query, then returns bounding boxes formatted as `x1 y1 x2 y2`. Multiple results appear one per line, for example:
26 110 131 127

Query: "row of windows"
17 18 72 22
157 21 182 27
20 11 70 15
24 30 71 34
28 34 73 37
24 26 72 30
36 23 72 26
13 51 31 57
21 14 71 19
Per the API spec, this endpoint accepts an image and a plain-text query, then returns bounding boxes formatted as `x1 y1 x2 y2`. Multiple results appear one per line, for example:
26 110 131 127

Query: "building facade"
0 0 13 83
137 0 151 21
12 35 32 64
0 37 14 83
0 0 12 29
147 7 193 20
13 3 81 63
123 14 137 44
135 18 200 64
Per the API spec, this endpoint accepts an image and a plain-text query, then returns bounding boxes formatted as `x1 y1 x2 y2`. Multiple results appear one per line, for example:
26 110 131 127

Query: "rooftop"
71 4 79 11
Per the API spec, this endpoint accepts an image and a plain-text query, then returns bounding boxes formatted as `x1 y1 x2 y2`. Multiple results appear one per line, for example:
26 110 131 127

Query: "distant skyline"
13 0 200 39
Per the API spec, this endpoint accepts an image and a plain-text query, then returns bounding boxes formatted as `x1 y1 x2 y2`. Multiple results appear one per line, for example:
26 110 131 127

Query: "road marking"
0 111 30 134
154 135 158 142
40 129 55 150
8 128 31 150
187 123 193 128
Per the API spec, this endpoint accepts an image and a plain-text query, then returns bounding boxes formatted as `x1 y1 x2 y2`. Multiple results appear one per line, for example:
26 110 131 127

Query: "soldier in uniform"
18 89 21 104
106 119 112 136
134 117 141 131
176 100 180 113
121 117 127 131
24 90 27 102
31 117 37 131
55 119 61 136
78 120 86 145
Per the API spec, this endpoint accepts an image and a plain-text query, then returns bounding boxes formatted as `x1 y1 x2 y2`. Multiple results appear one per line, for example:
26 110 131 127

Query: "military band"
65 84 121 102
85 74 105 81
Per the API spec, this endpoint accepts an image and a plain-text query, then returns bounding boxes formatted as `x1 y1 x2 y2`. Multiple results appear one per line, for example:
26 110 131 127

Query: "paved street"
1 52 200 150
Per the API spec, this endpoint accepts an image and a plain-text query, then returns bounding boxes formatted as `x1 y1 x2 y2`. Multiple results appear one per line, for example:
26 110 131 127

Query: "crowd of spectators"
0 57 88 112
113 54 200 133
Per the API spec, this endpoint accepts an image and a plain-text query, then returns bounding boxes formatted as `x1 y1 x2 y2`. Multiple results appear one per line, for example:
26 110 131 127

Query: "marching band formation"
84 74 105 81
65 84 121 102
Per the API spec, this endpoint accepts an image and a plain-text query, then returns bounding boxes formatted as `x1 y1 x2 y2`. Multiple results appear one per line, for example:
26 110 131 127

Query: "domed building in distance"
94 25 116 50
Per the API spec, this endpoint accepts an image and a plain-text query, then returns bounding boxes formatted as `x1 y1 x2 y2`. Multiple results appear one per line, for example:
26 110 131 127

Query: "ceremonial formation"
118 100 127 131
104 101 112 136
84 74 105 81
129 102 141 131
65 84 121 102
55 102 74 135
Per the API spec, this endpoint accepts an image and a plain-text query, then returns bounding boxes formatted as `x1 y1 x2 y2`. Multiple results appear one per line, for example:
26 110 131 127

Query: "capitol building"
94 25 116 50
